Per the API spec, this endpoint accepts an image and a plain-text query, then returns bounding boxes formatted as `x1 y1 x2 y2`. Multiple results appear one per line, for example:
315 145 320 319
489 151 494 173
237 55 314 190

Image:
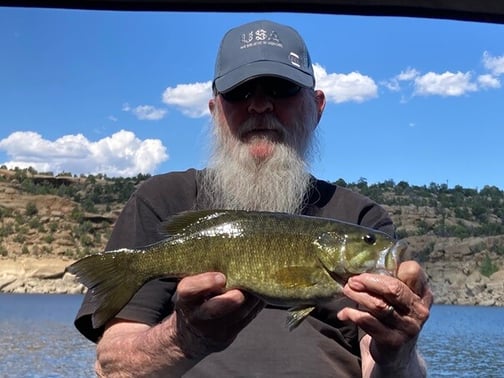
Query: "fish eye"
363 234 376 245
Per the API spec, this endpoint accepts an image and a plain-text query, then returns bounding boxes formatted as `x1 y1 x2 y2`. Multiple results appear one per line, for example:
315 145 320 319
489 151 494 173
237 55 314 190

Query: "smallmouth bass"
67 209 407 330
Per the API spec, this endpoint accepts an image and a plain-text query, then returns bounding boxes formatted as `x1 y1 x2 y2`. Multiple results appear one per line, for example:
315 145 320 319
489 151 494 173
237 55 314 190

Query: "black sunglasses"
220 77 302 103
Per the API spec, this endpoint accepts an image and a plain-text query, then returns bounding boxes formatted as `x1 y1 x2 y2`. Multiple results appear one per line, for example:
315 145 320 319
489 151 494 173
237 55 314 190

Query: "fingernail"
348 277 365 291
214 272 226 285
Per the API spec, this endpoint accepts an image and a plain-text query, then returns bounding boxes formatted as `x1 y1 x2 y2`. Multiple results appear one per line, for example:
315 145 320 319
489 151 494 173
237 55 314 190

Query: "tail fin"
66 249 145 329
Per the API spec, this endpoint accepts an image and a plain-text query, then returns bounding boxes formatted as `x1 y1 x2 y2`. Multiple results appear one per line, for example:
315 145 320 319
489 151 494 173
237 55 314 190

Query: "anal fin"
286 305 316 331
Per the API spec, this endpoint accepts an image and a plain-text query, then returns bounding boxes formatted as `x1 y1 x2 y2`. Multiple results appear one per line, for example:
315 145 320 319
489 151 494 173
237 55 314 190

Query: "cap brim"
214 61 314 93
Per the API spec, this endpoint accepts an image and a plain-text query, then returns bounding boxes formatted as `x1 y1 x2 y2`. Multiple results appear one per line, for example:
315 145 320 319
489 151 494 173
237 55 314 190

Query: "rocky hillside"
1 168 503 306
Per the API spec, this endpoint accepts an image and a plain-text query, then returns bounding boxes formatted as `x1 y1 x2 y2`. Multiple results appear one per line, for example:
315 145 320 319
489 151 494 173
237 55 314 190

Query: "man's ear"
315 90 326 124
209 98 216 115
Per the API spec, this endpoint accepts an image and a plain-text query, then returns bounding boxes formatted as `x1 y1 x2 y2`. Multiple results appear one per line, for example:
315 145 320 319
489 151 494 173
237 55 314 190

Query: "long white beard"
197 110 318 214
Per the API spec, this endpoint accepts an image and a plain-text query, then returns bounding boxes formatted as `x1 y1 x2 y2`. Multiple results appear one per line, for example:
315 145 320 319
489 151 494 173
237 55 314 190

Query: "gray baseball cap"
213 20 315 93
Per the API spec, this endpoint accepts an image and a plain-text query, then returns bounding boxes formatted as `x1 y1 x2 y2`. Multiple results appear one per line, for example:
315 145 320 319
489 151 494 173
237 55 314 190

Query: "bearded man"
75 19 432 378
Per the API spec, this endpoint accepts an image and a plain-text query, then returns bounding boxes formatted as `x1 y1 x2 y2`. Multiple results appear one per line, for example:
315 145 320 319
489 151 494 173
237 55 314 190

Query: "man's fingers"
198 289 249 320
396 261 435 310
174 272 229 322
338 307 408 349
174 273 264 329
396 261 428 297
343 266 431 323
346 274 409 310
176 272 227 300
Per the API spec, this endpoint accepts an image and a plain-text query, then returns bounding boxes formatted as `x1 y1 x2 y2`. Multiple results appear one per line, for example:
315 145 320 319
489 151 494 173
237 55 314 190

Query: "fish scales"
128 211 366 304
157 215 323 281
67 210 406 330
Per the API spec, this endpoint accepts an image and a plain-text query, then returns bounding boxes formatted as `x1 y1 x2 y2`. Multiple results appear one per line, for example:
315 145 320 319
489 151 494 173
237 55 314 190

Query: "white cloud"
0 130 168 177
483 51 504 76
382 68 420 92
133 105 167 121
383 80 401 92
478 74 501 89
397 68 420 81
122 103 167 120
413 71 478 97
160 65 378 114
313 63 378 103
161 53 502 113
384 52 504 98
162 81 212 118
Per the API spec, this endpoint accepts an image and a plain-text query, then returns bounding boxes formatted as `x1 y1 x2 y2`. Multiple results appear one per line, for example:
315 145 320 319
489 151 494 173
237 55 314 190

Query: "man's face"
200 77 325 213
209 77 325 163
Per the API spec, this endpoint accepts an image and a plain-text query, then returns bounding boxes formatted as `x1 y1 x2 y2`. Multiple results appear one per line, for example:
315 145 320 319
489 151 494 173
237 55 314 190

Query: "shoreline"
0 256 85 295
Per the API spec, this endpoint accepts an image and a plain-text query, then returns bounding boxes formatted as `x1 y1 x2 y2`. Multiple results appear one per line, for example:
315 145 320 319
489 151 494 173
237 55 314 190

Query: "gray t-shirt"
75 168 394 377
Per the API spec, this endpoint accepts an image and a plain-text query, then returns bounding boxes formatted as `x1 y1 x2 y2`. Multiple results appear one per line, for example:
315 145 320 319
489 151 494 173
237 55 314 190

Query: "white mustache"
238 115 287 140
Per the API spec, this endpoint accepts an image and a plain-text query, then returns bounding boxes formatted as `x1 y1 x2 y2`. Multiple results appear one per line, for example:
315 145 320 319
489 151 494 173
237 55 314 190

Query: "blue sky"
1 8 503 189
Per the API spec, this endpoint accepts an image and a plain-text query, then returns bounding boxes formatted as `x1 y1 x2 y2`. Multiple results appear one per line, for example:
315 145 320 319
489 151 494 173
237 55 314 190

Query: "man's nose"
247 87 274 114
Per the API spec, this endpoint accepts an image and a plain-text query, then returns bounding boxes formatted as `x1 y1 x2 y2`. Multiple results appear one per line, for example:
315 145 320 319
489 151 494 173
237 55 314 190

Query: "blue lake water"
0 294 503 377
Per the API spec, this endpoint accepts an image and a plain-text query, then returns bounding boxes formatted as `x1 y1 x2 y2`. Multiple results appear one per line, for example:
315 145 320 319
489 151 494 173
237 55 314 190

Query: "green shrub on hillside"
480 254 499 277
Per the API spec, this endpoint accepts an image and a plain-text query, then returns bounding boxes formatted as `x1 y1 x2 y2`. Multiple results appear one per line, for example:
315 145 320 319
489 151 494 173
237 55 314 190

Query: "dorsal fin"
161 209 236 236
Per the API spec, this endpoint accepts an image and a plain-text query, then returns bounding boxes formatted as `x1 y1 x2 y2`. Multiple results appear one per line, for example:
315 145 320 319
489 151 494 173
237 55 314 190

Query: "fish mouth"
394 239 409 257
375 239 409 276
391 239 409 272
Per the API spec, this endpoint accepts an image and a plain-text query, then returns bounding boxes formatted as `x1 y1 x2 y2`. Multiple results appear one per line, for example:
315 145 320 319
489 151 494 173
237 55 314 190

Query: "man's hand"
172 272 265 359
337 261 433 376
95 272 264 377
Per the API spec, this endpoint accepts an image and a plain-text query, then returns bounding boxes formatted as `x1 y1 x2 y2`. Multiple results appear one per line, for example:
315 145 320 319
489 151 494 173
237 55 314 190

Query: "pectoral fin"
287 305 316 331
273 267 321 288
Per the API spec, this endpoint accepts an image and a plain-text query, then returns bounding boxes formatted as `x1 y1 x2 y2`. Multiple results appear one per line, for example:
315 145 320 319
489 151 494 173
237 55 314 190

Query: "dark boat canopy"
1 0 504 25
